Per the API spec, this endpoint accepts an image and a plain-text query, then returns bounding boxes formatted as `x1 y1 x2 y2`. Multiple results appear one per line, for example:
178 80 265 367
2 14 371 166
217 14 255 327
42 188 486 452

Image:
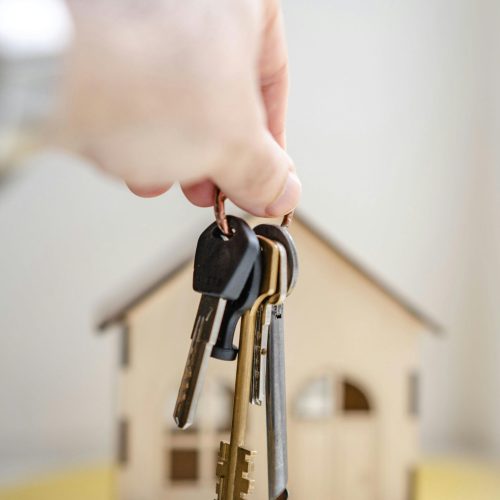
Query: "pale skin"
60 0 301 217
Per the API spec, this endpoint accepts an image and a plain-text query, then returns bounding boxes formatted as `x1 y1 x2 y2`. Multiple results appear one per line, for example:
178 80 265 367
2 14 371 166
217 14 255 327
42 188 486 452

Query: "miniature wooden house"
99 216 438 500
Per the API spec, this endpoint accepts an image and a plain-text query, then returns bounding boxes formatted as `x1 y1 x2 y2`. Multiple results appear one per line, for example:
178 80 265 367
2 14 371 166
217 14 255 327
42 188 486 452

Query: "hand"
59 0 301 216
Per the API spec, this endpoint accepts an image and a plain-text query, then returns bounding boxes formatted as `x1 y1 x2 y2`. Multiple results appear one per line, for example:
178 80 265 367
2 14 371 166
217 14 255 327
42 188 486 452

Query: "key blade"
224 237 280 499
174 296 227 429
266 304 289 498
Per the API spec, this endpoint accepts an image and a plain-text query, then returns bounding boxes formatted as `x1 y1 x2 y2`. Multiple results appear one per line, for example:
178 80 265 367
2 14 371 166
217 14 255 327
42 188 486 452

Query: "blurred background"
0 0 499 499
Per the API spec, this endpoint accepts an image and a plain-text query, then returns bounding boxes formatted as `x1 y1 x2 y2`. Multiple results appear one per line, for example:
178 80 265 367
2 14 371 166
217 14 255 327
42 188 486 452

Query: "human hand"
59 0 301 217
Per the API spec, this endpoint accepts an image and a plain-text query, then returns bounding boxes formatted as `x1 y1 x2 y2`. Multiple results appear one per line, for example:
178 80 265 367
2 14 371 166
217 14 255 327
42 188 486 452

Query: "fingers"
214 130 301 217
181 180 215 207
126 183 173 198
260 0 289 148
208 2 299 218
261 63 288 148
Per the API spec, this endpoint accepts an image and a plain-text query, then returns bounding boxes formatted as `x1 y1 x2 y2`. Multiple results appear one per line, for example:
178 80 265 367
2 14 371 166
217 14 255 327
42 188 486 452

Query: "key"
174 216 259 430
216 236 281 500
254 224 299 500
253 224 299 294
250 242 287 405
266 304 289 500
211 253 263 362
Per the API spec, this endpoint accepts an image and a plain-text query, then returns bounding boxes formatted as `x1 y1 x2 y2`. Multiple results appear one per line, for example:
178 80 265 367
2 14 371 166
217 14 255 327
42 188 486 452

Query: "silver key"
266 303 289 500
254 224 299 500
174 295 227 429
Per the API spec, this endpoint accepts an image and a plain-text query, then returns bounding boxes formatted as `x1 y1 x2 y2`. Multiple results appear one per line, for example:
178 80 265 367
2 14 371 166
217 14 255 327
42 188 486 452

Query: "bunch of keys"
173 190 298 500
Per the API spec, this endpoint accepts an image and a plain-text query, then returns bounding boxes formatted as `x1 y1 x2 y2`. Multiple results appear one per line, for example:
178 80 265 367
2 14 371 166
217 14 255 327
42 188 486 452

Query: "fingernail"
266 172 302 216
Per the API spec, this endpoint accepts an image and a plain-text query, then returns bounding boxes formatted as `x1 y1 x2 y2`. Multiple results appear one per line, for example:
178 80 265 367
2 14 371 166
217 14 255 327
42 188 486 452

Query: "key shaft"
174 295 227 429
254 224 299 500
266 304 288 499
224 237 280 499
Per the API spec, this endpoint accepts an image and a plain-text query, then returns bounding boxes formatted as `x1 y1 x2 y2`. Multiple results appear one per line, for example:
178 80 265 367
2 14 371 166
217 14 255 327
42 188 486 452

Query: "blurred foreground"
0 459 499 500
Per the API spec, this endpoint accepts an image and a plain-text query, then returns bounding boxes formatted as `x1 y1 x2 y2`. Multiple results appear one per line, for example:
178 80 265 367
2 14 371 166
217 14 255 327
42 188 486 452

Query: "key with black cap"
211 253 262 361
173 216 259 430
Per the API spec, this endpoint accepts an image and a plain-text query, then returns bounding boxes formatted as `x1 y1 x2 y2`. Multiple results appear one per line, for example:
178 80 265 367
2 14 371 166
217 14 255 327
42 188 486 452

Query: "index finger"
259 0 289 149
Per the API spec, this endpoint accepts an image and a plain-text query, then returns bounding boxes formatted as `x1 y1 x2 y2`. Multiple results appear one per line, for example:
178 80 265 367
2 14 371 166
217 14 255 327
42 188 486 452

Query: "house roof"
97 213 442 333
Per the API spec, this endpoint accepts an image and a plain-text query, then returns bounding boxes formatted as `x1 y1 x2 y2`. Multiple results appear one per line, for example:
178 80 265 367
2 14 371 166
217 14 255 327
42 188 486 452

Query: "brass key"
251 242 288 406
216 236 280 500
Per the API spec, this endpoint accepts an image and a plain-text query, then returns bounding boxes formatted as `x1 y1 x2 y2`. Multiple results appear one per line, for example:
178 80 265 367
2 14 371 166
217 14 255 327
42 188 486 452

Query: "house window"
169 449 199 482
165 380 234 487
120 325 130 368
294 375 334 420
342 380 371 412
294 374 374 419
408 372 419 416
117 418 129 466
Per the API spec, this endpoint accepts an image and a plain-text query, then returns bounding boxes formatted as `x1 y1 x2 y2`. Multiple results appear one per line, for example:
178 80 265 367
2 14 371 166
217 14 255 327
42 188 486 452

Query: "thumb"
214 131 301 217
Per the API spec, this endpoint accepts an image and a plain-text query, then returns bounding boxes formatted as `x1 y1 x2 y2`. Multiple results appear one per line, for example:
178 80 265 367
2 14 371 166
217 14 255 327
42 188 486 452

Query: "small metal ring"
215 187 294 233
214 187 231 237
281 210 294 228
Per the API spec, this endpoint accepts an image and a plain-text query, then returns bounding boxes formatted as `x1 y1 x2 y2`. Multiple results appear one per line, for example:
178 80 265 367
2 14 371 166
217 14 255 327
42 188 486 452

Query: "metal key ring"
214 188 231 237
214 187 295 235
281 211 294 228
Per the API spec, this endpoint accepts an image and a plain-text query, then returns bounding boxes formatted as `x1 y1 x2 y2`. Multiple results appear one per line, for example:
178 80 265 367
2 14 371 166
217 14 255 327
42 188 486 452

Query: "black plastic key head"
193 216 259 301
211 251 262 361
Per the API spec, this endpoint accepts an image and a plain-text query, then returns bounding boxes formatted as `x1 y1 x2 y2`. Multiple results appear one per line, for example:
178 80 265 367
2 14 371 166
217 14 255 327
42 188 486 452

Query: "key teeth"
214 444 256 498
238 478 254 498
235 448 256 498
215 442 230 499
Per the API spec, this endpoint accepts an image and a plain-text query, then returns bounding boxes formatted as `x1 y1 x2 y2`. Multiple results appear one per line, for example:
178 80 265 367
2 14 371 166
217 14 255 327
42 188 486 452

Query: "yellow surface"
0 459 499 500
0 465 114 500
416 459 500 500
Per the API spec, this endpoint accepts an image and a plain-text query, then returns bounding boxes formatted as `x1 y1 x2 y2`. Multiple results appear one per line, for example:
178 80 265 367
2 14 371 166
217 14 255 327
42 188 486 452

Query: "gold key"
216 236 280 500
251 241 287 406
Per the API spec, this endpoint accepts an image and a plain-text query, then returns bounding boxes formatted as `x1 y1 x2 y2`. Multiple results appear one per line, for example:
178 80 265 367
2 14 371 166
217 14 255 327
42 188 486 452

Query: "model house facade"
99 217 438 500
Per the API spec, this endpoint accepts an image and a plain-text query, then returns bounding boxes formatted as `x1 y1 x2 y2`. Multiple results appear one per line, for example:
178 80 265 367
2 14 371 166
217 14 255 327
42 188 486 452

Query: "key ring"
214 188 231 237
281 210 294 228
214 187 294 236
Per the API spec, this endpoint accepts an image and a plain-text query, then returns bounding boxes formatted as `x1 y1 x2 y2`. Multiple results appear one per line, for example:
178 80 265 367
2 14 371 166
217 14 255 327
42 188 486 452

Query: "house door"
290 376 377 500
330 418 376 500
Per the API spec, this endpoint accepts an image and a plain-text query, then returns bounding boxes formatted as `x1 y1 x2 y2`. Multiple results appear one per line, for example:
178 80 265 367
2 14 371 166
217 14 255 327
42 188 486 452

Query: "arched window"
294 375 334 420
294 374 373 420
342 380 371 412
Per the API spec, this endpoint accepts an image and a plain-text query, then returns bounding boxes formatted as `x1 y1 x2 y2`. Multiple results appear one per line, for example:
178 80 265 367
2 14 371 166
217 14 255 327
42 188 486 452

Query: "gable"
98 215 440 333
291 217 435 332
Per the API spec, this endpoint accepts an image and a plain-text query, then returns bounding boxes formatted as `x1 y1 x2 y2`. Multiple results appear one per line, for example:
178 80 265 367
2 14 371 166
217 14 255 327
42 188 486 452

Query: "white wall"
284 0 498 456
471 0 500 455
0 0 498 485
0 156 213 483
